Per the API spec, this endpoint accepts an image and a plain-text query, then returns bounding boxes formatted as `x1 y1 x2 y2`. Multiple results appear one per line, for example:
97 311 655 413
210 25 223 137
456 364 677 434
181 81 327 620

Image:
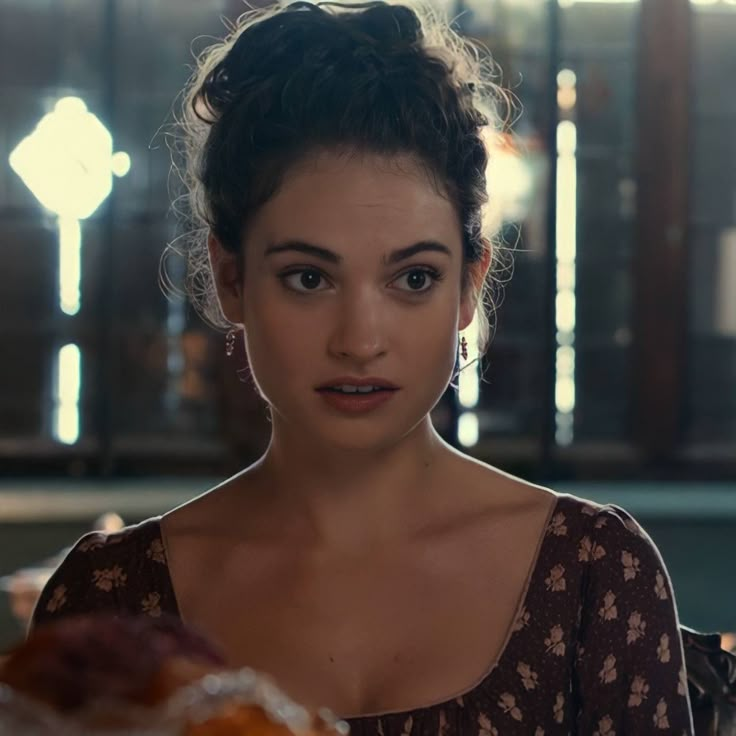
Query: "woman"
32 2 694 733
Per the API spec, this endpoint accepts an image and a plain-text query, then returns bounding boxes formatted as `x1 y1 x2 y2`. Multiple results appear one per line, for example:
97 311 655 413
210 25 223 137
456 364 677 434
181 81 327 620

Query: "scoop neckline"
153 492 567 723
339 492 565 722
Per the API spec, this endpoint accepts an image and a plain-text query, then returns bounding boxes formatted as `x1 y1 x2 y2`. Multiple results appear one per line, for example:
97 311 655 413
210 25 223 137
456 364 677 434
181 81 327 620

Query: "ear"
459 245 492 331
207 232 244 325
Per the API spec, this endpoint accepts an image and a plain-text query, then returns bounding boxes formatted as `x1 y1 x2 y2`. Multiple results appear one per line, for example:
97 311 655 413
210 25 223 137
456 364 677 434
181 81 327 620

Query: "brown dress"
31 492 695 735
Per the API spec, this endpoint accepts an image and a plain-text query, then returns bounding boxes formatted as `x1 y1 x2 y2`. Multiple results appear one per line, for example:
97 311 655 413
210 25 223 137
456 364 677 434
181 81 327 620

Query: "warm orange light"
721 632 736 654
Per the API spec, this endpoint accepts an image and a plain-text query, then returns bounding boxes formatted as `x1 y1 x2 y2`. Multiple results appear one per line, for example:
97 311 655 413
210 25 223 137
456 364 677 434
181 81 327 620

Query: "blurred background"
0 0 734 654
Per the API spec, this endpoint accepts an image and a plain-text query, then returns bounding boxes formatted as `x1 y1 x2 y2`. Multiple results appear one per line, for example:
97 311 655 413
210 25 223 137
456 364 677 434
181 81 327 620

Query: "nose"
327 292 389 361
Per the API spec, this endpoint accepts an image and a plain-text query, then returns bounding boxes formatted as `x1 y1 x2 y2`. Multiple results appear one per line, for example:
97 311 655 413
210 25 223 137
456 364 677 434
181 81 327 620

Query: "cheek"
399 307 459 381
242 303 318 386
429 324 462 378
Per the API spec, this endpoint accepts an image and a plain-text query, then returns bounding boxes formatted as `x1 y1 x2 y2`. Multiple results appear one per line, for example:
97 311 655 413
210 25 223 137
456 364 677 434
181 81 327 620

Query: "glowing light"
458 316 481 410
485 132 536 230
54 344 81 445
556 291 577 333
557 70 577 88
555 375 576 414
454 309 481 448
557 69 578 111
557 120 578 156
111 151 131 177
9 96 129 220
715 229 736 336
556 345 576 375
559 0 637 6
59 216 81 316
557 262 576 290
554 118 579 445
557 87 578 111
458 411 479 448
8 96 130 318
458 373 480 410
557 166 577 260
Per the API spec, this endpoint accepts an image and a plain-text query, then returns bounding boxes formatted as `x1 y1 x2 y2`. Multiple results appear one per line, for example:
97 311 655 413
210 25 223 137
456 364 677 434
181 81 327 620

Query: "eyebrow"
264 239 452 266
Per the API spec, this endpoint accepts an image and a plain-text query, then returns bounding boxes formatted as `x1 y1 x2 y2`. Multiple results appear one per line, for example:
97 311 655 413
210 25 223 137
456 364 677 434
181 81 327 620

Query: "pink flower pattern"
30 496 694 734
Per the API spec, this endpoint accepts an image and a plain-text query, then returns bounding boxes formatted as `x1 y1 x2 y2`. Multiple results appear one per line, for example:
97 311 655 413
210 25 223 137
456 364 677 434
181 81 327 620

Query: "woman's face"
213 149 480 451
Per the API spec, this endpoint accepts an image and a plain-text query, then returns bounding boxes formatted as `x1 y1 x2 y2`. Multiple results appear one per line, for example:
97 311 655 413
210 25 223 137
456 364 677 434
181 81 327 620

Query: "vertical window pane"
687 2 736 446
455 0 550 451
560 1 639 443
107 0 237 463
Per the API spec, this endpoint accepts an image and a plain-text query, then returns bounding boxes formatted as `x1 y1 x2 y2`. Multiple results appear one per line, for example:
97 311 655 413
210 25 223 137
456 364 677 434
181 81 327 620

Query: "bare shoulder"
160 469 261 538
446 452 560 517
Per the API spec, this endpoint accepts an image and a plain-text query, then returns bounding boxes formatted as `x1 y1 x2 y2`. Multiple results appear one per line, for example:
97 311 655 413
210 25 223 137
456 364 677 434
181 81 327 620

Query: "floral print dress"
31 492 695 735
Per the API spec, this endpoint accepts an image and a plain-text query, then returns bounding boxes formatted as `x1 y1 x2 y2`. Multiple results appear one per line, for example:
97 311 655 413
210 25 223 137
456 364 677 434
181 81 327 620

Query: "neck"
245 417 462 554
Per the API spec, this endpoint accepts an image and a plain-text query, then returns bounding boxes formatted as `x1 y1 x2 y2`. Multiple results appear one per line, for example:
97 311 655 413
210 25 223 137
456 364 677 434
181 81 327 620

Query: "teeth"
331 385 382 393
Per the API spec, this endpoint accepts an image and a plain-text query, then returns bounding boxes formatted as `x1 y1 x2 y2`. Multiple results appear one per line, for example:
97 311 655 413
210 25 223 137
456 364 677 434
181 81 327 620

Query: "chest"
169 502 554 719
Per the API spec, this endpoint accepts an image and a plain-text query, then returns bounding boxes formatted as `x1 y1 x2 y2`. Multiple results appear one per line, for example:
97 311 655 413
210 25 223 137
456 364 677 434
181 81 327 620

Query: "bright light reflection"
455 311 481 448
557 120 578 154
9 95 130 316
556 291 577 333
559 0 636 5
557 70 578 111
484 131 535 233
9 96 128 445
557 70 577 87
561 1 736 7
558 87 578 111
9 96 128 220
555 376 576 414
458 411 479 448
111 151 131 177
556 156 577 261
554 77 578 445
458 316 481 410
54 343 81 445
556 345 576 375
59 216 81 316
557 262 576 290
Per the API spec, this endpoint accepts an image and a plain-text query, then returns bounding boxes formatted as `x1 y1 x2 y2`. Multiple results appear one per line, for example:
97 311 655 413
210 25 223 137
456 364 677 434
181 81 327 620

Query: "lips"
316 377 400 390
316 385 399 412
317 387 396 393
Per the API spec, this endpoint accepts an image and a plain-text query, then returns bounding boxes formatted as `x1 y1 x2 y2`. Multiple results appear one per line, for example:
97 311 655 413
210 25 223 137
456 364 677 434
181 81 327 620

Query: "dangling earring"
225 329 236 357
460 335 468 361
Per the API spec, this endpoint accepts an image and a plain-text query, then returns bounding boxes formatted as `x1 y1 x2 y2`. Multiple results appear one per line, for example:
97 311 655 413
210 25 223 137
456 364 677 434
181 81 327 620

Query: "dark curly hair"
164 0 514 360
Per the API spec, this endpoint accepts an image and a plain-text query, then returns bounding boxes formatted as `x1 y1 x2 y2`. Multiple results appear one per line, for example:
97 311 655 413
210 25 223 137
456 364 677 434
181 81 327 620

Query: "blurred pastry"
0 614 348 735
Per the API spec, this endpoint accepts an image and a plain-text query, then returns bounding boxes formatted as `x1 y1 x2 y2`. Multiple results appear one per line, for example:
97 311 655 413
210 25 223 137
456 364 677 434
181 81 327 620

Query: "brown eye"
279 268 328 292
394 267 444 294
278 266 444 295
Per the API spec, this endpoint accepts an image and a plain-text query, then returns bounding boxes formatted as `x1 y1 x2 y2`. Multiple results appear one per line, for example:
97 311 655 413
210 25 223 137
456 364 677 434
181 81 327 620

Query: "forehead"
249 150 461 251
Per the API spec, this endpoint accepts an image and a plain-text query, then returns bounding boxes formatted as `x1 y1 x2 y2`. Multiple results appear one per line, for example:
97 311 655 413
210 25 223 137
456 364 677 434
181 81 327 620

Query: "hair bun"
198 2 423 118
356 4 422 47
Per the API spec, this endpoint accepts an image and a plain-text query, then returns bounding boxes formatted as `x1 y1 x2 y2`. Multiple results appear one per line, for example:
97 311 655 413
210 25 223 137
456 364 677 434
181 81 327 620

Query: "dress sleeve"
29 531 131 633
573 504 695 735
